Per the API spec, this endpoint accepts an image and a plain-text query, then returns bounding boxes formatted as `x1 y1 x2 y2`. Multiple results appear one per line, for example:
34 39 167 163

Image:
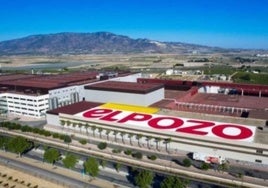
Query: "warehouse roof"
47 101 102 115
84 81 164 94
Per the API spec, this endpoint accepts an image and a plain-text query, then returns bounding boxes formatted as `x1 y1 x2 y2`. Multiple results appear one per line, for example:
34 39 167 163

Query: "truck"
192 152 225 164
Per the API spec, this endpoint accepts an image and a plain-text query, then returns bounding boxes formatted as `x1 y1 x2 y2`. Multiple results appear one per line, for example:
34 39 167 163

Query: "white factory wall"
111 73 142 82
199 86 220 94
0 93 49 118
84 88 164 106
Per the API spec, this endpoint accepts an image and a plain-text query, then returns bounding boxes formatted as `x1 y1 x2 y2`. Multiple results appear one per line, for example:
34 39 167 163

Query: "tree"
84 123 89 136
164 138 171 153
114 163 121 172
155 137 162 151
62 153 78 169
78 123 83 133
66 120 71 127
128 133 134 145
160 176 190 188
113 130 118 142
146 136 152 149
63 135 72 145
43 148 60 165
100 160 107 168
136 134 143 147
134 170 154 188
60 120 65 131
200 162 210 170
98 127 103 138
7 136 32 157
91 126 97 137
120 132 125 144
105 130 111 140
182 158 192 167
84 157 99 178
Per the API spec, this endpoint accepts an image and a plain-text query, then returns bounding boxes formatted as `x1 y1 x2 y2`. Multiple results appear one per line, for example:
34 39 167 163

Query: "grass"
233 72 268 85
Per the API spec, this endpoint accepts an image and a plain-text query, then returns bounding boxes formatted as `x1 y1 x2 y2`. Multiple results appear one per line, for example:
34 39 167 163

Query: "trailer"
192 152 225 164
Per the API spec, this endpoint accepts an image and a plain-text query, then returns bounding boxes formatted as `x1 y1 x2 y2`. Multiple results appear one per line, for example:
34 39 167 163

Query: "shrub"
201 162 210 170
124 149 132 155
183 158 192 167
112 149 122 153
148 155 157 160
79 139 87 145
52 133 60 138
132 152 142 159
98 142 107 150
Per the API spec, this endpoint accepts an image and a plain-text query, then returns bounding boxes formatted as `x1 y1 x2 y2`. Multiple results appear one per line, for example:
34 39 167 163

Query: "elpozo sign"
75 107 256 143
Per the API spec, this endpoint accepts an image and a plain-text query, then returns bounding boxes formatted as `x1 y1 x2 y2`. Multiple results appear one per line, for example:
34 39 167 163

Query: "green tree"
200 162 210 170
78 123 83 133
98 127 103 138
105 130 111 140
43 148 60 165
136 134 143 147
134 170 154 188
62 153 78 169
160 176 190 188
120 132 125 144
113 130 118 142
91 125 97 137
128 133 134 145
100 160 107 169
63 135 72 145
155 137 162 151
182 158 192 167
164 138 171 152
146 136 152 149
7 136 32 157
114 163 121 172
84 157 99 178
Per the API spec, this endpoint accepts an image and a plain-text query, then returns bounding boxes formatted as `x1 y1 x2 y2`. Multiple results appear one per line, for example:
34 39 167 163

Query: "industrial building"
0 71 141 118
46 76 268 165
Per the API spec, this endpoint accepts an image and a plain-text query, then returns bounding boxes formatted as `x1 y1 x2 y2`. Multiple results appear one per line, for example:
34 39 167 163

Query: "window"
256 149 263 154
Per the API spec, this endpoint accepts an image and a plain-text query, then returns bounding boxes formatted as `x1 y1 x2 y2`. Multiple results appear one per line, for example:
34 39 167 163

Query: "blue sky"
1 0 268 49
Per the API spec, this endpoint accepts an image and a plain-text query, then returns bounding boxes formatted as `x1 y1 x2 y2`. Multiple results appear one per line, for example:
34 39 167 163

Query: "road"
0 154 98 188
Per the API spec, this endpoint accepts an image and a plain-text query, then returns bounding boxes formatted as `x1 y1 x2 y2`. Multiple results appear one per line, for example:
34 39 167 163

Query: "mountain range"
0 32 222 55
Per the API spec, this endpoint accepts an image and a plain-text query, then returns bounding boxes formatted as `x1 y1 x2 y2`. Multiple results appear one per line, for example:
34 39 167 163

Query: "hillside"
0 32 215 55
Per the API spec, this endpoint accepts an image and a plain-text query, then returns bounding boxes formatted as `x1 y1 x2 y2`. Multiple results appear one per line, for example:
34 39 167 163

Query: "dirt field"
0 163 65 188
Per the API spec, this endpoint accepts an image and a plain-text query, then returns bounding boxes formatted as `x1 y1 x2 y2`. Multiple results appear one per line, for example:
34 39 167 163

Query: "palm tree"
60 120 65 132
72 122 77 129
155 137 162 151
78 122 83 133
91 125 97 137
105 130 111 141
98 127 103 138
120 132 125 144
84 123 89 136
136 134 143 147
128 133 134 145
66 120 71 127
164 138 172 153
146 136 152 149
113 130 118 142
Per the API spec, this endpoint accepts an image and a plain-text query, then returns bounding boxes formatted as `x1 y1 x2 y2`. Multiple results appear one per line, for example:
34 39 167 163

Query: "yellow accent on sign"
101 103 159 114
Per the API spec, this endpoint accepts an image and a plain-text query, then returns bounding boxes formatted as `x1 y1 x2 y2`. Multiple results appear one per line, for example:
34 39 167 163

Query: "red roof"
47 101 102 115
85 81 164 94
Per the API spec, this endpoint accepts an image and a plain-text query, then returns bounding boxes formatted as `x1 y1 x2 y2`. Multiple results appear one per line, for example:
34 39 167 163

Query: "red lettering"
83 109 113 118
176 120 215 135
148 117 183 129
117 113 152 123
100 110 122 121
212 124 253 140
